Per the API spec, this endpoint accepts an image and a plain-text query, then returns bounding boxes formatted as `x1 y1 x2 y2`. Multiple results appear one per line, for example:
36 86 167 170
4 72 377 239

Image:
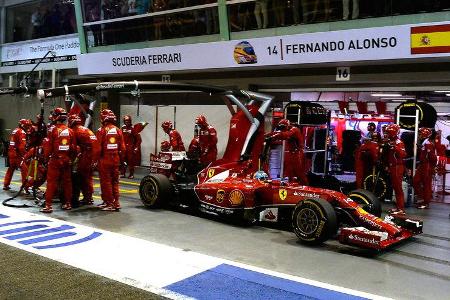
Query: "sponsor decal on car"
208 168 215 178
279 189 287 201
293 191 320 199
229 190 244 206
216 190 225 203
259 208 278 222
348 234 380 245
200 203 234 215
204 195 213 201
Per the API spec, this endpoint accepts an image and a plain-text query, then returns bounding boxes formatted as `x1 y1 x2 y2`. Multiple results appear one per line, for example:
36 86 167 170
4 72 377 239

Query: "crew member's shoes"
61 204 72 210
23 188 30 195
120 174 126 178
97 202 107 208
388 208 405 215
127 175 134 179
40 207 53 213
416 204 429 209
101 206 116 212
82 198 94 205
3 186 10 191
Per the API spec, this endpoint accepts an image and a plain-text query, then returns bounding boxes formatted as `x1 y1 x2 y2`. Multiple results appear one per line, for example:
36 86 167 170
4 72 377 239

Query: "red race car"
138 85 423 251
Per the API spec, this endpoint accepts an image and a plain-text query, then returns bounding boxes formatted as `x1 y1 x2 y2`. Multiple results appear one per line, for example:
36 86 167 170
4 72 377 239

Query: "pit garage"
0 80 449 300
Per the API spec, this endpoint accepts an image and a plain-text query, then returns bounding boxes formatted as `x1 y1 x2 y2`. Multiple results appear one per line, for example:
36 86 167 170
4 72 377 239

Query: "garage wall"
121 104 231 166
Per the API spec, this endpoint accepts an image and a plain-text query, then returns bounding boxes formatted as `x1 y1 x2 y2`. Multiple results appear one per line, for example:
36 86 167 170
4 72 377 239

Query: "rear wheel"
139 174 172 208
349 189 382 217
292 198 337 245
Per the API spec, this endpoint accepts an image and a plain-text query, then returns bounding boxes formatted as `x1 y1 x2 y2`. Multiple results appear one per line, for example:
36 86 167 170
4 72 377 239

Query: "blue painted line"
20 231 77 245
34 231 102 249
0 220 51 227
165 264 368 300
0 214 9 219
4 225 75 240
0 225 49 236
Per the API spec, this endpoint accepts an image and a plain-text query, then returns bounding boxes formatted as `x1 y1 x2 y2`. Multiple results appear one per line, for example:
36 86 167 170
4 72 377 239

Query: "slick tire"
292 198 337 245
349 189 382 217
363 174 388 200
139 174 172 208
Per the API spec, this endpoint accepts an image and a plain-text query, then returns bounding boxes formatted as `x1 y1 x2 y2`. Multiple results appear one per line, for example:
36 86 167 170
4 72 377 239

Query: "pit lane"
0 162 449 299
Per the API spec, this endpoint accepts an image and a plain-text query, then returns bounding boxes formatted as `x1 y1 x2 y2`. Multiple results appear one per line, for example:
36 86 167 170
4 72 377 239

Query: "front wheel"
139 174 172 208
349 189 382 217
292 198 338 245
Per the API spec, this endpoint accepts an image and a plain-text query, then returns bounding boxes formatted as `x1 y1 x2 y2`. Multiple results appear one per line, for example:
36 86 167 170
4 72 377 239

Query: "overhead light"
380 97 416 100
434 91 450 93
371 93 402 97
446 94 450 97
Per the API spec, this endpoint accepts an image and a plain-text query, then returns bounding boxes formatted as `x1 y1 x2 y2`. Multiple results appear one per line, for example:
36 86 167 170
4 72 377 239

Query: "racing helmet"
68 114 82 128
18 119 32 130
195 115 208 128
123 115 132 126
161 120 173 133
277 119 290 130
418 127 432 140
385 124 400 140
160 141 171 152
52 107 67 122
254 170 269 181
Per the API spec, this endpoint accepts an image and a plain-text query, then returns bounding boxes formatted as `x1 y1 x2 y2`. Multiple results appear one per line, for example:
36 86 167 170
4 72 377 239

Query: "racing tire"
349 189 382 217
139 174 172 208
363 174 388 200
292 198 338 245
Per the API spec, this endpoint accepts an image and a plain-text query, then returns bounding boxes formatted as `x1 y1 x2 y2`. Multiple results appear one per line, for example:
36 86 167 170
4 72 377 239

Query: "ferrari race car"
138 83 423 251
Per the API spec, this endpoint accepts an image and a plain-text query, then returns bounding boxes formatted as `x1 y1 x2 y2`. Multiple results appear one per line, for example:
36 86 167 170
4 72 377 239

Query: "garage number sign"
336 67 350 81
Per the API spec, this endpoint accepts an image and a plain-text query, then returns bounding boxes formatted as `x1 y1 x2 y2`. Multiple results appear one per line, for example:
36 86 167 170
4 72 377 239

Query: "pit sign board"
336 67 350 81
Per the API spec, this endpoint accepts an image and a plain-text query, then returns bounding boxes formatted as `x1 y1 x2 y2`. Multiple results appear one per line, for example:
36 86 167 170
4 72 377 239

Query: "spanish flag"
411 24 450 54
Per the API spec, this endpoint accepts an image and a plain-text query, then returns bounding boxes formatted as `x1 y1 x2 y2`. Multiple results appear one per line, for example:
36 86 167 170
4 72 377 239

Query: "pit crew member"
195 115 217 166
161 120 185 151
121 115 142 179
96 109 126 211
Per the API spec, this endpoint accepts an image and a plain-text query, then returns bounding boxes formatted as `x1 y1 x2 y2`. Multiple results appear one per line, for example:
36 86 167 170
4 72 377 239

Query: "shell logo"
109 137 116 143
228 189 244 206
61 139 67 145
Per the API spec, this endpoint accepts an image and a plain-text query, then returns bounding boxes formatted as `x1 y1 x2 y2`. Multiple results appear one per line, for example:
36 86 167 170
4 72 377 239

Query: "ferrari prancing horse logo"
208 169 215 178
279 189 287 201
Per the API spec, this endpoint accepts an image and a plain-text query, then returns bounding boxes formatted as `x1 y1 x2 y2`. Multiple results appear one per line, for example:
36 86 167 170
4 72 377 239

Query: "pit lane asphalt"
0 161 449 300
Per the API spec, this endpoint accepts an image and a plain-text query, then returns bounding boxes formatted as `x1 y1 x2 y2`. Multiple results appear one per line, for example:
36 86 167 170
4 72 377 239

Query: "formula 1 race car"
137 83 423 251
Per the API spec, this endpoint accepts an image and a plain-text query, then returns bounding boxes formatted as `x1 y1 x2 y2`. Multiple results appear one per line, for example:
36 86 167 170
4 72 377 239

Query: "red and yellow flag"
411 24 450 54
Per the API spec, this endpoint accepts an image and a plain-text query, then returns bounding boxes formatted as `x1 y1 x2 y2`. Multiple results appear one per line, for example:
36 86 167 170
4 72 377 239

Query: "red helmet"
18 119 32 129
385 124 400 139
123 115 132 125
195 115 208 127
160 141 171 152
161 120 173 133
52 107 67 122
277 119 290 129
68 114 82 128
418 127 432 139
100 109 115 123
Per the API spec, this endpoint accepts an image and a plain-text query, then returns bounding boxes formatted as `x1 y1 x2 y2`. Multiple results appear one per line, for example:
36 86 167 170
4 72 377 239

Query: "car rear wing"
37 81 274 159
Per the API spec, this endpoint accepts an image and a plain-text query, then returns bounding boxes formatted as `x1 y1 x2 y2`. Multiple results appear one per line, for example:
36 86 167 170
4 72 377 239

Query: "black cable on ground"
2 185 34 208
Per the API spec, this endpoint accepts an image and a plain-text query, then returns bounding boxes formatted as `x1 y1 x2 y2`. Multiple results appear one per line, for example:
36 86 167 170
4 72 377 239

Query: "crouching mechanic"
195 115 217 166
96 109 126 211
3 119 31 191
161 120 185 151
68 114 100 207
413 127 437 209
41 108 77 213
121 115 142 179
266 119 308 185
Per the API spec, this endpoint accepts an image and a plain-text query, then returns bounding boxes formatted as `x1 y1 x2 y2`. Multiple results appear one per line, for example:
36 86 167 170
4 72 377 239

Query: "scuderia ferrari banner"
77 21 450 75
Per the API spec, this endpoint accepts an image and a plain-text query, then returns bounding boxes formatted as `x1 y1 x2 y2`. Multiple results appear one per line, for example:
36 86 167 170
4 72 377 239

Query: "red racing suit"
198 125 217 166
121 124 142 176
355 140 379 189
413 139 437 205
43 124 76 209
168 129 185 151
270 126 308 185
3 127 28 188
72 125 100 203
20 146 46 191
96 123 126 209
384 139 407 210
